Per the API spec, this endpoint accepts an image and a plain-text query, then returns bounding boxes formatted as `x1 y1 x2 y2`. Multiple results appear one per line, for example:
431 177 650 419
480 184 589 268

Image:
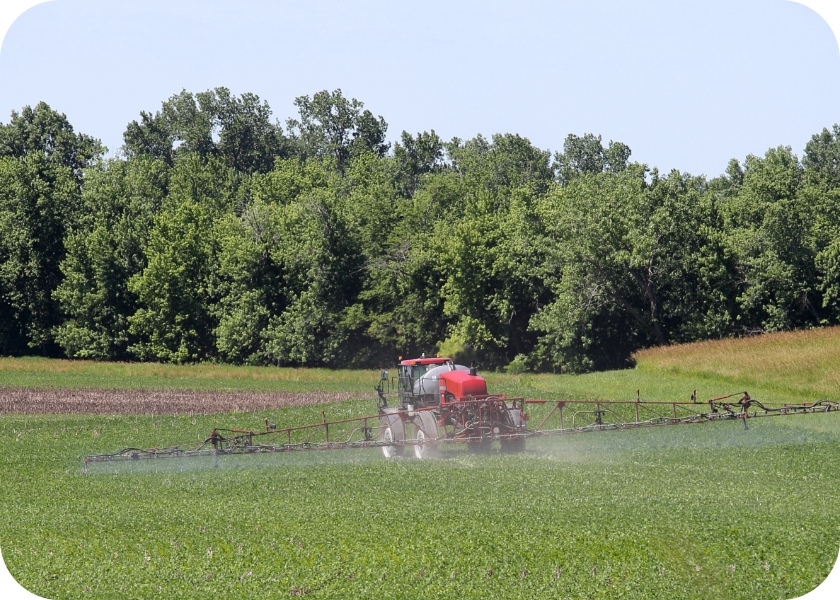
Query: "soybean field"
1 329 839 599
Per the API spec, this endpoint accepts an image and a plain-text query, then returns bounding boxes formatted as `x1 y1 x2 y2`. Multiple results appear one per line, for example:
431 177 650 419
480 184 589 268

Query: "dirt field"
0 387 375 415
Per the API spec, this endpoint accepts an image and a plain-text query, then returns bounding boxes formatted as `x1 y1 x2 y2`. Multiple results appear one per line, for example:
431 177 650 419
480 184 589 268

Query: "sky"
0 0 838 179
1 2 840 599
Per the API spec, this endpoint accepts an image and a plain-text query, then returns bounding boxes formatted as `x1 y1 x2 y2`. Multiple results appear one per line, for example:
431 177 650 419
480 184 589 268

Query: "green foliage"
0 102 103 356
54 156 168 360
722 147 820 331
801 127 840 319
127 200 216 362
286 89 389 173
123 88 290 173
211 157 367 367
554 133 631 185
392 130 446 197
0 101 103 184
504 353 529 374
432 135 553 368
534 167 673 369
4 91 840 372
126 155 241 362
0 155 79 355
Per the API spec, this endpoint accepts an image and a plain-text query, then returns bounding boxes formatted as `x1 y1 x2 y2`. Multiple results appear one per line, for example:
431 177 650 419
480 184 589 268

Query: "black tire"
379 411 405 458
413 411 440 459
500 437 526 453
467 439 493 454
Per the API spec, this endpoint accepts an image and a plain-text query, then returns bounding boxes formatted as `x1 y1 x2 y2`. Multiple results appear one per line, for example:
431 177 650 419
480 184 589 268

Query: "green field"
0 357 378 395
1 330 839 599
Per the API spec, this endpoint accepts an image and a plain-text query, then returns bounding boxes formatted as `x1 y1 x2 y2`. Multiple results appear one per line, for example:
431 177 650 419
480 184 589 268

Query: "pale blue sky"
0 0 839 178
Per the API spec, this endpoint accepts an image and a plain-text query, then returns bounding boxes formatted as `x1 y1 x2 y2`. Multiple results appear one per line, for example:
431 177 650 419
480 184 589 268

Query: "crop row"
0 387 373 415
3 411 838 600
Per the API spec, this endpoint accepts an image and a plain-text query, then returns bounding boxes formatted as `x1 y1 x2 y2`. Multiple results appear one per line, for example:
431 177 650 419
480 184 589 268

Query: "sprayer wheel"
382 426 399 458
413 412 439 459
467 439 493 454
380 412 405 458
500 437 526 453
414 427 429 459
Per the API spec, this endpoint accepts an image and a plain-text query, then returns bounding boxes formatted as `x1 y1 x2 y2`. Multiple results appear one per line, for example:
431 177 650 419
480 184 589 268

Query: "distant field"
0 357 378 394
635 326 840 400
3 327 839 405
1 330 839 599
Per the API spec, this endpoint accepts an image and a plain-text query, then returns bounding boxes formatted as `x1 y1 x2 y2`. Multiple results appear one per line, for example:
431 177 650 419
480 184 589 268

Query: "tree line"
1 88 839 372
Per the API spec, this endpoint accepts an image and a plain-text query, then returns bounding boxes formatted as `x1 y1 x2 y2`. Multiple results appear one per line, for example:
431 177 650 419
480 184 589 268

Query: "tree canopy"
2 89 839 372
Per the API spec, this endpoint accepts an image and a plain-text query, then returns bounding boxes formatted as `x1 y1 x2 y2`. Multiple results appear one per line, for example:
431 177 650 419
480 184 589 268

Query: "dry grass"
0 388 374 415
634 326 840 398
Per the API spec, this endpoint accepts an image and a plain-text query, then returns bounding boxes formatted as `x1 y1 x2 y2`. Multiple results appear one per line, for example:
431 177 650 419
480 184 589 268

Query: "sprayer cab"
393 356 456 407
390 356 490 406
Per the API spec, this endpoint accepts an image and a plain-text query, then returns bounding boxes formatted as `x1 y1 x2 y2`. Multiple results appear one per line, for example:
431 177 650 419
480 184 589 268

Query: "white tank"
412 364 469 397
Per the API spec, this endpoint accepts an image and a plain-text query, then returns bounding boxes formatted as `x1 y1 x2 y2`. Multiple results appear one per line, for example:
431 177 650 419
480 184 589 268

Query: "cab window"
398 365 412 392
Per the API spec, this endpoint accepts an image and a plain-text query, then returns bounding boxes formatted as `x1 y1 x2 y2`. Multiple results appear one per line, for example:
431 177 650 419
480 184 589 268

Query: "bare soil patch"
0 388 374 415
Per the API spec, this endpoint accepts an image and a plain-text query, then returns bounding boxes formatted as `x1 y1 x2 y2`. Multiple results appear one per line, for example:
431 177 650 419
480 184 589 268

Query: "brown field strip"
0 388 375 415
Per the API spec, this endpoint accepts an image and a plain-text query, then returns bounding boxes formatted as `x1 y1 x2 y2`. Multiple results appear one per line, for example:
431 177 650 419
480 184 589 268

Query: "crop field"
1 329 839 599
0 387 368 415
0 357 378 395
5 323 840 403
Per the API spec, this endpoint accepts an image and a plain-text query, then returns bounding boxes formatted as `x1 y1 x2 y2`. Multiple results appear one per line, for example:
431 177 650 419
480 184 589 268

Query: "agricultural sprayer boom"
83 357 840 472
